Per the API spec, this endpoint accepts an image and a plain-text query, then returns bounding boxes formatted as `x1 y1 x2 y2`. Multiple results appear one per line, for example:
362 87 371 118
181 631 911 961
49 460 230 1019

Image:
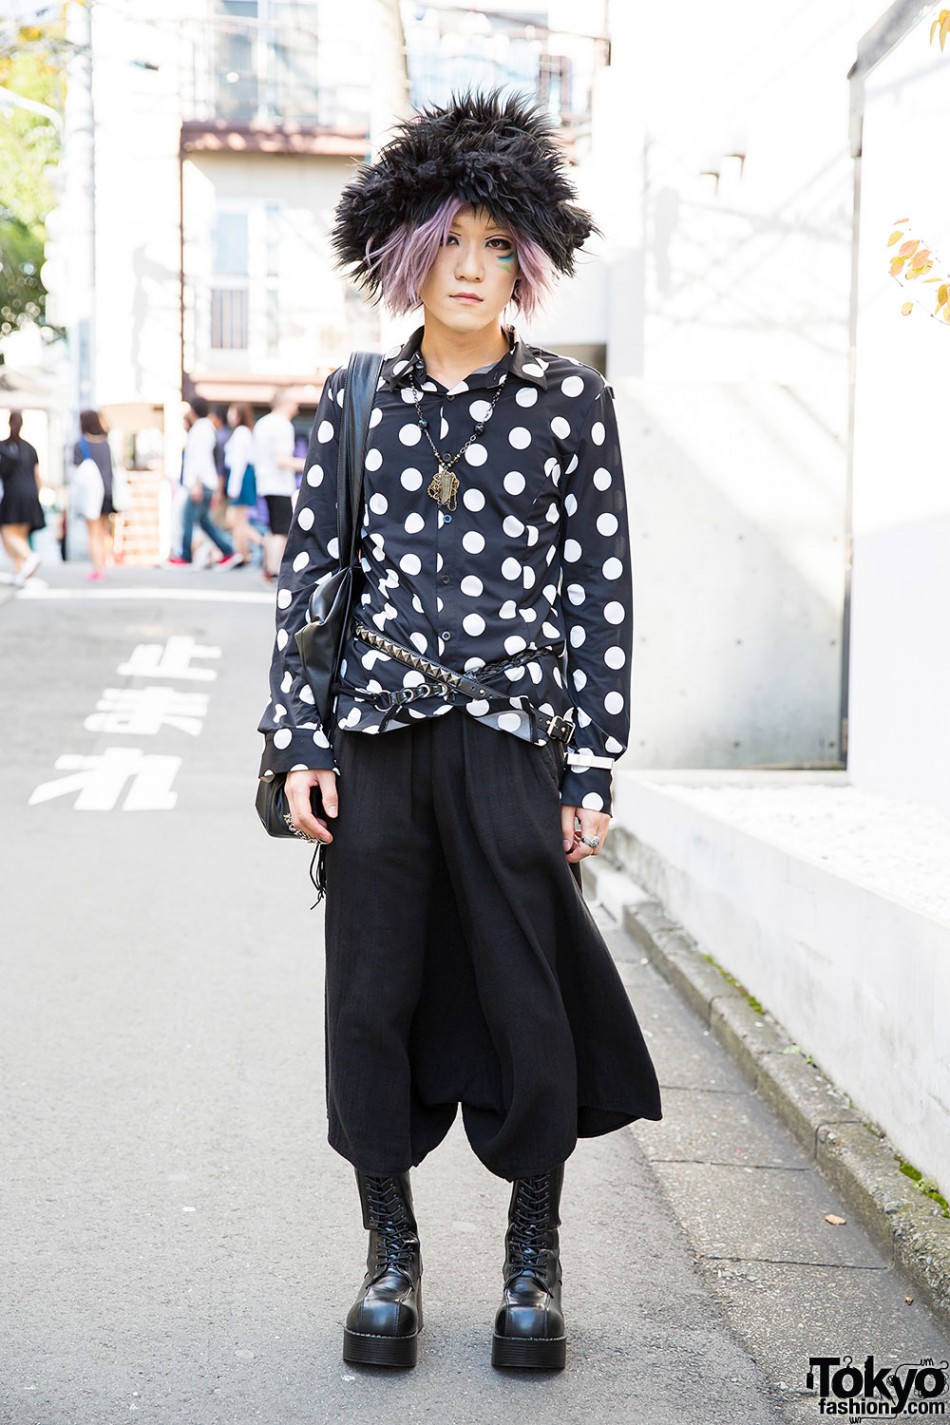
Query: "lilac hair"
365 196 556 323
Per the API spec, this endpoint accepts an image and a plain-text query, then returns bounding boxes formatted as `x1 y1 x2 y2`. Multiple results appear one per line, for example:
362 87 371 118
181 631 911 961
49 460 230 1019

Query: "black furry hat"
331 90 597 294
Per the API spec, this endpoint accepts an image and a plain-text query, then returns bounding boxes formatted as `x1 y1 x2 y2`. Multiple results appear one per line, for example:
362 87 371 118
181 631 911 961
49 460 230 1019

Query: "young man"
170 397 238 567
252 390 305 582
258 91 661 1372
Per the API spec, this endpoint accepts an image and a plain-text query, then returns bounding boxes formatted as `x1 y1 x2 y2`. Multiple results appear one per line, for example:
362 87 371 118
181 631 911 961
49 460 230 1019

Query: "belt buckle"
376 690 395 711
545 713 575 744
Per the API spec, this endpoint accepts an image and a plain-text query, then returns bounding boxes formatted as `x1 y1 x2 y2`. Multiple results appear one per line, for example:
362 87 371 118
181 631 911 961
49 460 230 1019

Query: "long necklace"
410 375 507 512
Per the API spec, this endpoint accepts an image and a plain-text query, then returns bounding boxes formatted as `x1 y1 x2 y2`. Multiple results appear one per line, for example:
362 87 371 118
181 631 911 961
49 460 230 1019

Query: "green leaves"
0 19 64 335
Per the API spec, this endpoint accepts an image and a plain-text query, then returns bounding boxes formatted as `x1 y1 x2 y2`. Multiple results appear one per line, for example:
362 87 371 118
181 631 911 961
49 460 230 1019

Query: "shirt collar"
379 325 549 393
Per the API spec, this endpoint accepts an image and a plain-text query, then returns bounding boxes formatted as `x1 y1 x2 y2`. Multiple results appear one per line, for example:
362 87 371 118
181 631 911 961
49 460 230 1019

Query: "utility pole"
63 0 97 415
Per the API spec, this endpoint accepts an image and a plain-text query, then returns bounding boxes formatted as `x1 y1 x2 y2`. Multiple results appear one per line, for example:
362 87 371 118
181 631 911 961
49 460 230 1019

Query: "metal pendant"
427 465 459 511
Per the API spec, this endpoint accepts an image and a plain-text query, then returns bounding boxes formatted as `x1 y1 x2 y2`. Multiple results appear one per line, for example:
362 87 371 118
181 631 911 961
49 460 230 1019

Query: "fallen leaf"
887 230 904 246
899 239 920 257
824 1213 847 1225
901 302 914 315
890 257 907 276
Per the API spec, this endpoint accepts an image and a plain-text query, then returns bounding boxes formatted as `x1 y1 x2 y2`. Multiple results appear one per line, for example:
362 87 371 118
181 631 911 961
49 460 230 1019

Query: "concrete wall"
530 0 884 768
847 16 950 817
612 769 950 1199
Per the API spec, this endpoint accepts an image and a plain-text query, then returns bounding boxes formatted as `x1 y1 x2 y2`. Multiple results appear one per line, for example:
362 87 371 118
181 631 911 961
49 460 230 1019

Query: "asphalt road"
1 564 947 1425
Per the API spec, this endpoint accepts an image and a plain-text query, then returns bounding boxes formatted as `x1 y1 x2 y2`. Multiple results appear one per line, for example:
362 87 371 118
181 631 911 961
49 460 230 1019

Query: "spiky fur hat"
331 90 596 294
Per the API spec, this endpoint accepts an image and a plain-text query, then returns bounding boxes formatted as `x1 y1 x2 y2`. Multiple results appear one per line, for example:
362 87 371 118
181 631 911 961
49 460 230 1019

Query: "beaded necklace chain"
410 374 507 512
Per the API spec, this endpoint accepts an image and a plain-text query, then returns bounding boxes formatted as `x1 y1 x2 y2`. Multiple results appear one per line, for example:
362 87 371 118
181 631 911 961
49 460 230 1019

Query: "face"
418 205 520 333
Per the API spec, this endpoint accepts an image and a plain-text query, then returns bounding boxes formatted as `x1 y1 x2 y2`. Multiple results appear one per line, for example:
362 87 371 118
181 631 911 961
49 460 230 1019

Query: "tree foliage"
883 14 950 322
931 9 950 49
0 20 65 339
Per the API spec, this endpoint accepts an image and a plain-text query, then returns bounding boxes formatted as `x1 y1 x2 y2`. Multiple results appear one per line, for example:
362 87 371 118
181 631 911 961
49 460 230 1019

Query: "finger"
561 804 577 853
287 783 330 842
315 770 339 818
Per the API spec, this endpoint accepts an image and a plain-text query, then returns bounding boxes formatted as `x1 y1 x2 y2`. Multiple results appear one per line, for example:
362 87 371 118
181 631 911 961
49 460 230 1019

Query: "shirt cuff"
559 765 613 816
259 728 336 779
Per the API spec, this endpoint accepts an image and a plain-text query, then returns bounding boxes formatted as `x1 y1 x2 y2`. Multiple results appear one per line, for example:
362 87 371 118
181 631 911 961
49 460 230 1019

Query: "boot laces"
365 1176 416 1275
508 1175 552 1273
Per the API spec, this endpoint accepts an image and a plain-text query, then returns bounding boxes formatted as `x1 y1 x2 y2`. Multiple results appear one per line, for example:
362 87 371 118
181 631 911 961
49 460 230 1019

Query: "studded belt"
343 623 576 745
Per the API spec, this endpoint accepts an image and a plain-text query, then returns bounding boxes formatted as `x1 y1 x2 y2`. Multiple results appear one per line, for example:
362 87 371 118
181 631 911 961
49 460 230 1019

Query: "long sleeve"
257 367 345 778
558 383 633 814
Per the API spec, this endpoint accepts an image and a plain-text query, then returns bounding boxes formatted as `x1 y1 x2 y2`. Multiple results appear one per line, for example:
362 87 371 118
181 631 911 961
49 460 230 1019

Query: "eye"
488 237 513 251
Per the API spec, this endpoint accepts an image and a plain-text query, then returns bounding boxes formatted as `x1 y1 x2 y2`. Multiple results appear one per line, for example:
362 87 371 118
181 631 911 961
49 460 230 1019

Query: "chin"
440 301 503 331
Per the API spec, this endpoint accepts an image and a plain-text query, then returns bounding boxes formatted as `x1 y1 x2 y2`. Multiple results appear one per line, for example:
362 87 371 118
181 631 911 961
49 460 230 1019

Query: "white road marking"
84 688 210 737
28 749 182 810
14 585 273 604
117 636 221 681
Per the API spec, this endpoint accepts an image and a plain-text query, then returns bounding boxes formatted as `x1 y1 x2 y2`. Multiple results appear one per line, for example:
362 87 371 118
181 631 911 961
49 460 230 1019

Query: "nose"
454 241 484 283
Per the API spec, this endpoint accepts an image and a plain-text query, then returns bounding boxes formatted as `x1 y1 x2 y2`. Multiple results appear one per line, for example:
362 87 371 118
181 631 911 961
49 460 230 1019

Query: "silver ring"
283 810 316 843
581 834 601 850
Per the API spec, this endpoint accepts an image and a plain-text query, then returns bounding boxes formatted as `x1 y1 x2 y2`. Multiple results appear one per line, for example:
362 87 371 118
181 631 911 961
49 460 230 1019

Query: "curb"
585 860 950 1336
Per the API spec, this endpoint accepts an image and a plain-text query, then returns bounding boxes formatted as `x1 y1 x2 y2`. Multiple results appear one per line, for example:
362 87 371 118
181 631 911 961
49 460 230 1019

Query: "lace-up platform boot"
342 1171 423 1367
491 1164 566 1369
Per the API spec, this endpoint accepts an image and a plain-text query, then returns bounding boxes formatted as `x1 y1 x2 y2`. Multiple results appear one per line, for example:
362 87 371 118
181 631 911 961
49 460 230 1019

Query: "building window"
210 210 249 353
211 287 249 350
213 0 323 125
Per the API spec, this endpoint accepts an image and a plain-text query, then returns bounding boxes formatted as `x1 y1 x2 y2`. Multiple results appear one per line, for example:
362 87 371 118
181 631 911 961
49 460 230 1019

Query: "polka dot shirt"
259 326 633 813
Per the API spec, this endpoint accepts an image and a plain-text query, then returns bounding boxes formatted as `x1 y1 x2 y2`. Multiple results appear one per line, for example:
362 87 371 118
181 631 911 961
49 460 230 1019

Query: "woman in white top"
224 403 263 568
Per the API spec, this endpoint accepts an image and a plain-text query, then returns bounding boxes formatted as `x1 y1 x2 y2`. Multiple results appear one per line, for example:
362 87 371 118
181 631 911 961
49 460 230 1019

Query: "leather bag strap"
336 350 384 568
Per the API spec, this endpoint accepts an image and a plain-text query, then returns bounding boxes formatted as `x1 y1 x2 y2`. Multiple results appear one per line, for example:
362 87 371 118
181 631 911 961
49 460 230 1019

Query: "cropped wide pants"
322 711 662 1182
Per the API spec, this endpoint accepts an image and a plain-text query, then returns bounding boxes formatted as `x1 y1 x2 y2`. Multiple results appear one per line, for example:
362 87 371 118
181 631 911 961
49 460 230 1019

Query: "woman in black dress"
259 92 661 1372
0 410 45 583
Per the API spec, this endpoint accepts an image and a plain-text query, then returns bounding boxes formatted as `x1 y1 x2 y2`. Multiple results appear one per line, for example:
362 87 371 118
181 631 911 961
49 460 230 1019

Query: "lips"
450 293 483 304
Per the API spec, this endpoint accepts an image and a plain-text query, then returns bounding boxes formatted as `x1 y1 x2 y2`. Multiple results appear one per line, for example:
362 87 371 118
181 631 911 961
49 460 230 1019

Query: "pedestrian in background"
72 409 116 582
259 92 661 1372
223 402 262 569
169 396 238 568
252 389 304 582
0 409 45 584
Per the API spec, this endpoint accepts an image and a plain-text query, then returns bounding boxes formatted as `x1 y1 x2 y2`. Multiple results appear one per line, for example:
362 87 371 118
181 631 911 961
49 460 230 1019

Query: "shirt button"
441 630 452 642
439 574 452 586
446 393 455 401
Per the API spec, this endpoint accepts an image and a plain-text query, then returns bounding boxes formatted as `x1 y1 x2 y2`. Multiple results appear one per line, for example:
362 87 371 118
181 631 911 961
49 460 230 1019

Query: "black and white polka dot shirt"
258 326 633 813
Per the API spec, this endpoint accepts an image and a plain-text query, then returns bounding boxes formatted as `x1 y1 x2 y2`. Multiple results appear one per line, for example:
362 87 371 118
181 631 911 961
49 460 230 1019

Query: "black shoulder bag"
255 349 383 860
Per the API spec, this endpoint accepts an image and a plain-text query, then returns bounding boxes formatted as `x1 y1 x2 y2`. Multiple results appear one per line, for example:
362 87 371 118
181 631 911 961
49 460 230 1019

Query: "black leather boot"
342 1171 423 1367
491 1164 566 1369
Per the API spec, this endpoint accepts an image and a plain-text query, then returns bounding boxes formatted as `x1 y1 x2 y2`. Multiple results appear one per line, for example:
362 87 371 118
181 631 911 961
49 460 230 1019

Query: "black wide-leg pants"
323 712 662 1182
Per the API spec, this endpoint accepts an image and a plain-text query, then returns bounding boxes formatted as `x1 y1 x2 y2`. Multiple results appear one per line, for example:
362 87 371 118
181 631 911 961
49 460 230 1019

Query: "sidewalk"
584 868 950 1422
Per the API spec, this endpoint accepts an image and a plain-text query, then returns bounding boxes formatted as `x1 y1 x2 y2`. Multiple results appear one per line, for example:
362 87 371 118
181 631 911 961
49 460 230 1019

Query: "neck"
419 316 510 387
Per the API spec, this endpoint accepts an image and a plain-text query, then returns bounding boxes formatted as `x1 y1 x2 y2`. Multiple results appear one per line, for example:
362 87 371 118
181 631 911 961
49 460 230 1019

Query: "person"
223 403 263 568
72 409 116 582
252 390 304 582
169 396 238 568
0 410 45 584
258 91 662 1372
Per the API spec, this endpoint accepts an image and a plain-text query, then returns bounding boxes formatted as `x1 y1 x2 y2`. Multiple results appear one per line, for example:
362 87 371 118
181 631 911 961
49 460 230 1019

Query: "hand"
285 767 339 844
561 805 611 863
189 482 203 504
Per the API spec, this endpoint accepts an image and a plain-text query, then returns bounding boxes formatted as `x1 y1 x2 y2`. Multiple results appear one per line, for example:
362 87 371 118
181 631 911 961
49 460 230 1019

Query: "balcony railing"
183 12 371 132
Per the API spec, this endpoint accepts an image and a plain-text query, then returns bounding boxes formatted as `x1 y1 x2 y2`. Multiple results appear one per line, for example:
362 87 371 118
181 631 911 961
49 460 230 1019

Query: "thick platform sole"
342 1326 420 1368
491 1332 567 1370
